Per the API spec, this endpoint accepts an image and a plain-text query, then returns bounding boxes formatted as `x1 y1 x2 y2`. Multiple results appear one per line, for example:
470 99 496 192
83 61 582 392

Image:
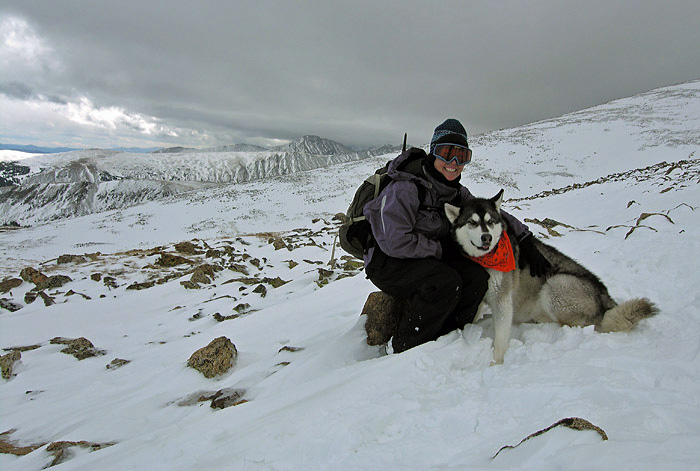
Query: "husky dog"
444 190 658 364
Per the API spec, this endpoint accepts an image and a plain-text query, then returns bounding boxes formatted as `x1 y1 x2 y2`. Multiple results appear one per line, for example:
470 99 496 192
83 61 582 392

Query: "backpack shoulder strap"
366 173 384 199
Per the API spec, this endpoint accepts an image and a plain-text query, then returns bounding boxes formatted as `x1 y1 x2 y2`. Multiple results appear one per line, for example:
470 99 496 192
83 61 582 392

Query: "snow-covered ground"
1 80 699 470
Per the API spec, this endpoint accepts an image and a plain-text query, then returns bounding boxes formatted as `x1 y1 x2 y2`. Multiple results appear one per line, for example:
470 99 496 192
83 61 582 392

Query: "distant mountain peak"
152 146 197 154
273 135 353 155
206 143 269 152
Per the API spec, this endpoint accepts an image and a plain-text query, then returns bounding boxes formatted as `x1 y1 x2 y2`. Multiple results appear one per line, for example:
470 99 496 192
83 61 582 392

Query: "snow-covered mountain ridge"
1 80 700 470
0 136 400 226
2 80 699 227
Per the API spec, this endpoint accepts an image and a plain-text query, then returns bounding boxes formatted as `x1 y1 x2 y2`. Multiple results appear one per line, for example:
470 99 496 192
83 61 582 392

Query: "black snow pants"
365 241 489 353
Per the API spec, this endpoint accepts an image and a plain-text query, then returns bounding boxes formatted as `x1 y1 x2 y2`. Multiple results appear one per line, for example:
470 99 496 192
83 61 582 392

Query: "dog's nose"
481 234 492 245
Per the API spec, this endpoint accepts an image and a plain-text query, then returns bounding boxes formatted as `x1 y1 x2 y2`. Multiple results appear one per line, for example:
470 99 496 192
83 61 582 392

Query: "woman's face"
433 157 464 181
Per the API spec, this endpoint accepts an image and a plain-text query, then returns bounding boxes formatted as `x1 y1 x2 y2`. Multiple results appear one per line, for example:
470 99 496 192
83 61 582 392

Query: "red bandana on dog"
466 231 516 272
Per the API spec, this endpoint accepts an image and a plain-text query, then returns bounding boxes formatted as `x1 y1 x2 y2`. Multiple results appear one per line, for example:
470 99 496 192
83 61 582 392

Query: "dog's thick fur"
445 190 658 364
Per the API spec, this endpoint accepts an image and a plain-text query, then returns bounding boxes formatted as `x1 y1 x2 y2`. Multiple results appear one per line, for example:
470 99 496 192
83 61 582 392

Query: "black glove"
518 234 551 277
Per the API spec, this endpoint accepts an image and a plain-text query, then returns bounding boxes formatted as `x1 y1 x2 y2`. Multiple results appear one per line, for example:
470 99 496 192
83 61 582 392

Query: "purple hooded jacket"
362 149 530 265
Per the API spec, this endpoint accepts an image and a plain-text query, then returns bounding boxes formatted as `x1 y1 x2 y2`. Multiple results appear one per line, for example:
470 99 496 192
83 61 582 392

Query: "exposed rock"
126 280 155 290
263 276 290 288
271 237 287 251
106 358 131 370
39 291 56 306
1 350 21 379
176 389 222 406
65 290 91 300
91 273 103 282
252 284 267 298
180 280 200 289
233 303 251 313
340 257 364 271
0 429 45 456
45 440 116 467
2 344 40 352
103 276 118 288
224 276 260 286
57 254 87 264
19 267 48 285
278 346 304 353
362 291 405 346
316 268 334 287
155 272 184 285
190 264 219 284
286 260 299 269
25 290 55 306
176 387 247 409
0 298 23 312
210 388 247 409
24 292 37 304
174 241 201 254
187 336 237 378
213 312 240 322
205 248 223 258
34 275 72 291
50 337 106 360
0 277 22 293
229 263 250 275
156 253 194 267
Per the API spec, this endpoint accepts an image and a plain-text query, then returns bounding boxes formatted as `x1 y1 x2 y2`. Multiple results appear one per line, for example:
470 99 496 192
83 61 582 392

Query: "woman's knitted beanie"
429 118 469 155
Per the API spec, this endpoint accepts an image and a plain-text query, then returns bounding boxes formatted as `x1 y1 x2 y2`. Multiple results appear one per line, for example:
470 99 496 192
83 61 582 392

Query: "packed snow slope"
1 80 699 470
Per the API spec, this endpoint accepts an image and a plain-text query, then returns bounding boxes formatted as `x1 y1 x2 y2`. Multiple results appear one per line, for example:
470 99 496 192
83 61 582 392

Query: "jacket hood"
387 148 430 185
387 147 462 199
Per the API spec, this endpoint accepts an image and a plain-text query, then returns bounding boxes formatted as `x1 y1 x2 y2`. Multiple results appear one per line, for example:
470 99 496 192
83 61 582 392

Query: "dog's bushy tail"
596 298 659 333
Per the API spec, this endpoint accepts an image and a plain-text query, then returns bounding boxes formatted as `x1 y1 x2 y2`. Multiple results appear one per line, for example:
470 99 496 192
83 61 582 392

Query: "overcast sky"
1 1 699 150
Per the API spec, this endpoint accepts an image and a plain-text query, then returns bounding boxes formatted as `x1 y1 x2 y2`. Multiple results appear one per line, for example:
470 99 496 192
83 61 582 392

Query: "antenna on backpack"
402 133 407 152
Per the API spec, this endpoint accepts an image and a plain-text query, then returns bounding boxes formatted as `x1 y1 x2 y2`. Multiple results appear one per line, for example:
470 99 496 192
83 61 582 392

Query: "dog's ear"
444 203 460 224
491 189 504 211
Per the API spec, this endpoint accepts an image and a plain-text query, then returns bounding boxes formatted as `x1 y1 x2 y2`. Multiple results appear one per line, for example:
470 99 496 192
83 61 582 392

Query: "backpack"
338 147 430 259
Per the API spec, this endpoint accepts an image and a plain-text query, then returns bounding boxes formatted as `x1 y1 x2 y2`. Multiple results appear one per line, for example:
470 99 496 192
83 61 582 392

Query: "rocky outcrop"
187 336 238 378
45 440 116 467
0 278 22 293
18 267 72 291
0 298 23 312
50 337 106 360
1 350 21 379
362 291 405 346
156 253 194 267
0 429 115 467
20 267 48 285
106 358 130 370
57 254 87 264
174 241 202 255
24 290 55 306
176 387 247 409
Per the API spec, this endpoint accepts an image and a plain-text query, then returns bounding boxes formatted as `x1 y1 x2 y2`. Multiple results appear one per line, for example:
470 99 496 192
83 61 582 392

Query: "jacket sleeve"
459 186 531 239
364 180 442 259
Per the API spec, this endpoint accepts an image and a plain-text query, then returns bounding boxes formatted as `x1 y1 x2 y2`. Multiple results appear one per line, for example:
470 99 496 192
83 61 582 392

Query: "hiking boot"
362 291 405 346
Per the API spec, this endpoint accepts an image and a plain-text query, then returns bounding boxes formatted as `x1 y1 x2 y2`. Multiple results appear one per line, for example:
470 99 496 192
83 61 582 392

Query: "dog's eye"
467 221 479 227
486 220 496 227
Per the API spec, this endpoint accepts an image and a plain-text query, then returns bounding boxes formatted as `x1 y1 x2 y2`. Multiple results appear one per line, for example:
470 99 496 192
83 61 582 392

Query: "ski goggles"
433 143 472 166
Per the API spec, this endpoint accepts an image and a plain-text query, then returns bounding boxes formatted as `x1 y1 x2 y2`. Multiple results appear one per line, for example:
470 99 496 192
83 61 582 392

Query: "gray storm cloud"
1 0 699 149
